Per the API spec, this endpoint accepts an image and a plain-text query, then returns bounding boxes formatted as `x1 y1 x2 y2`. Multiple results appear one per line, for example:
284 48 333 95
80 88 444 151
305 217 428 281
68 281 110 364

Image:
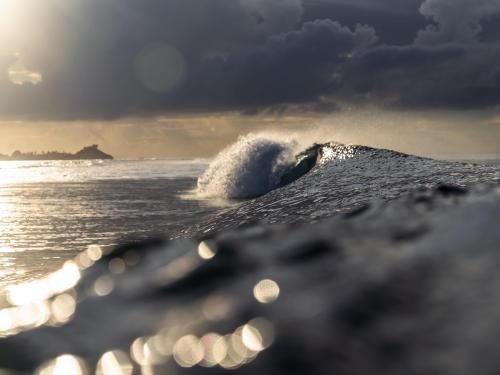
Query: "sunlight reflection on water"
0 237 280 374
0 160 215 288
0 159 209 185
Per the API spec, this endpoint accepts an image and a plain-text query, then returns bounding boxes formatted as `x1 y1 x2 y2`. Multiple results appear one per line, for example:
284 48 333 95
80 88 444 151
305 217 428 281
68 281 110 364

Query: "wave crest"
197 133 419 200
197 135 299 199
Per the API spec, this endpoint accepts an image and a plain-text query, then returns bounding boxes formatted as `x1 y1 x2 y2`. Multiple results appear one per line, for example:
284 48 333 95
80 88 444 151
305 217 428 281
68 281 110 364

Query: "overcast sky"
0 0 499 157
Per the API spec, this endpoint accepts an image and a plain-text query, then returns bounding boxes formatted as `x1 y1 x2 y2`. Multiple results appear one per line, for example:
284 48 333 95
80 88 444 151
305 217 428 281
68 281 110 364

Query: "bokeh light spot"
35 355 87 375
96 350 133 375
198 241 216 260
199 333 227 367
109 258 126 274
51 293 76 324
87 245 103 262
253 279 280 304
173 335 204 368
93 276 115 297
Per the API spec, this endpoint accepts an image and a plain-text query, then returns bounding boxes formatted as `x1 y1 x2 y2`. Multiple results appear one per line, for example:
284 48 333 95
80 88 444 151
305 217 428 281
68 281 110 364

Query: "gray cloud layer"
1 0 499 120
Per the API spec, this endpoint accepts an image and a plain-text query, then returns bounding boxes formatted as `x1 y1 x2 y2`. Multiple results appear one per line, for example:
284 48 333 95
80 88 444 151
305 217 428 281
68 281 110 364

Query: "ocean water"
0 137 499 291
0 137 500 374
0 159 217 288
186 136 500 236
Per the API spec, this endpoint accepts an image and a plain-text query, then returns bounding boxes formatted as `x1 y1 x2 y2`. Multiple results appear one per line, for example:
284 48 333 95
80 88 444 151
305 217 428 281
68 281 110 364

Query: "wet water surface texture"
0 160 216 287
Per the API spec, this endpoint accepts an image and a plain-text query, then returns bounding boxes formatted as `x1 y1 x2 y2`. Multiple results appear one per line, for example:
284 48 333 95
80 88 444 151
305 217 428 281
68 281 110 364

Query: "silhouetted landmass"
0 145 113 161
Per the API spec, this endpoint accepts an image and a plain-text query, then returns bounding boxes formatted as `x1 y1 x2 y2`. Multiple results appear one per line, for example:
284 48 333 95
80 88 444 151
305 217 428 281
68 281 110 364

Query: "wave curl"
197 134 302 199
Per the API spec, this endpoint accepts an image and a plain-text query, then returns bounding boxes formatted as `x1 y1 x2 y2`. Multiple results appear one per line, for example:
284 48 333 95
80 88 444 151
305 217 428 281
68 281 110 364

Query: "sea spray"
196 132 364 199
197 134 299 199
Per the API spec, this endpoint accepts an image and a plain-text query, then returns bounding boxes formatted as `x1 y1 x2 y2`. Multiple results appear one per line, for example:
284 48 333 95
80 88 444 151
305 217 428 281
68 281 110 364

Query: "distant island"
0 145 114 161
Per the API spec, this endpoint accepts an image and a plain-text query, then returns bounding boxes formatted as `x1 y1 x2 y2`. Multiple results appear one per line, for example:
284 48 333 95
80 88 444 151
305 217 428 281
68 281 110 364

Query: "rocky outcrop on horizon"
0 144 113 161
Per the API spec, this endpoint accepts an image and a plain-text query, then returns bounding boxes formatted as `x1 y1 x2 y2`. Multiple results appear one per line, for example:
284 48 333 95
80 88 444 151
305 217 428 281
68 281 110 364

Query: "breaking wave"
197 135 298 199
197 134 344 199
197 132 428 200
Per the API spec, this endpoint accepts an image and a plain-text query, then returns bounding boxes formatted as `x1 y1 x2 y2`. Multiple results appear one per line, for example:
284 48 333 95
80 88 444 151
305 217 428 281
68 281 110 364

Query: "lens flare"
134 43 186 93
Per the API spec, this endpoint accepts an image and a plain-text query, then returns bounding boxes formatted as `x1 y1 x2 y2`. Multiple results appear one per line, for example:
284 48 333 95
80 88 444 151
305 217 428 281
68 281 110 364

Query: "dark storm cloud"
0 0 304 119
301 0 427 45
1 0 500 120
344 44 500 109
346 0 500 110
171 20 378 112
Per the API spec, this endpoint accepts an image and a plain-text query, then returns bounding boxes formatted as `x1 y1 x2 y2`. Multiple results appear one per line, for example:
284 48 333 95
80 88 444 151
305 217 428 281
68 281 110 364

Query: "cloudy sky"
0 0 499 158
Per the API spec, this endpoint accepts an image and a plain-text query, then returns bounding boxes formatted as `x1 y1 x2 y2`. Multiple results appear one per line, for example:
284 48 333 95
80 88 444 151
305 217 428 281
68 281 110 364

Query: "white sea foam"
197 134 300 199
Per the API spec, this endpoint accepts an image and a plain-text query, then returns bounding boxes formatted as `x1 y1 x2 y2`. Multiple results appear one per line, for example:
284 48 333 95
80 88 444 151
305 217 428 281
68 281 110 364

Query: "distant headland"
0 145 114 161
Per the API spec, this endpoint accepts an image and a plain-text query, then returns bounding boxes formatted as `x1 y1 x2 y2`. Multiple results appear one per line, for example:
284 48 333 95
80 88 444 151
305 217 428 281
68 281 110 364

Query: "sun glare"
0 0 45 85
0 0 23 31
0 0 42 52
0 162 33 185
8 59 43 85
0 0 16 15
